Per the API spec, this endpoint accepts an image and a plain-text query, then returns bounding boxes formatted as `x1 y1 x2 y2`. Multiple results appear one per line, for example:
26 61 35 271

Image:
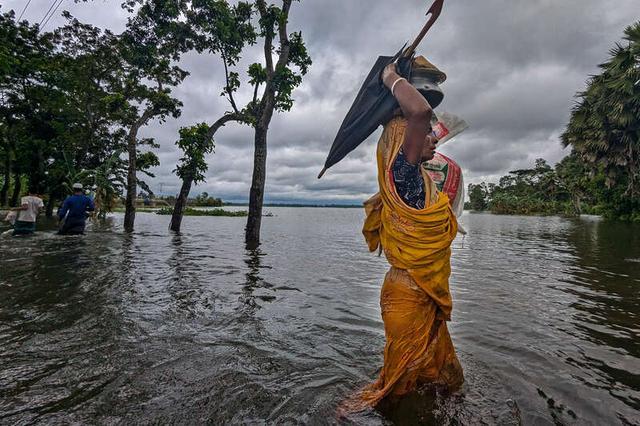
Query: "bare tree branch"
206 111 245 142
221 52 239 113
276 0 292 66
252 81 260 104
256 0 274 75
128 108 154 142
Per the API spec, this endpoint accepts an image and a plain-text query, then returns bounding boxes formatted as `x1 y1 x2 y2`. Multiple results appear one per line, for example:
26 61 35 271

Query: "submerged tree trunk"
169 178 192 233
124 134 137 233
245 0 293 248
10 170 21 207
123 111 152 233
245 126 268 248
45 193 56 218
0 152 10 207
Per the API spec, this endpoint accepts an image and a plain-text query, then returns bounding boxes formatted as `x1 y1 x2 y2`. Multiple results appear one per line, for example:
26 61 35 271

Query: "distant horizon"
152 194 365 207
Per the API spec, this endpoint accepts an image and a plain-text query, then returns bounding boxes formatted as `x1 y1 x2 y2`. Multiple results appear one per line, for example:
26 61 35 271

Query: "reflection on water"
0 211 639 424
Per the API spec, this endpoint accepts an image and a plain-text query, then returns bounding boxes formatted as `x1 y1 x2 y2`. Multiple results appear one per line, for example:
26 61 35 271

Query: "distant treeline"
465 154 639 221
224 202 362 208
159 192 223 208
466 22 640 221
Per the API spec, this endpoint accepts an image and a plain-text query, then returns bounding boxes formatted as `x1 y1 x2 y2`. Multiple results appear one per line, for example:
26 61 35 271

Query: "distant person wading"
9 187 44 236
57 183 95 235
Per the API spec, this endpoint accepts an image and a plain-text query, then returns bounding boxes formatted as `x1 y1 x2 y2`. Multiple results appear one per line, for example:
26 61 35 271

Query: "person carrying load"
343 56 464 411
319 0 466 411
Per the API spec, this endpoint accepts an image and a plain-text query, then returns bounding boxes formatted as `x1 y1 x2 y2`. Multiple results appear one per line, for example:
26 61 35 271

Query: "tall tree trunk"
246 126 268 248
45 193 55 218
0 151 10 207
169 178 192 232
124 134 137 233
245 0 293 247
10 170 21 207
123 111 153 233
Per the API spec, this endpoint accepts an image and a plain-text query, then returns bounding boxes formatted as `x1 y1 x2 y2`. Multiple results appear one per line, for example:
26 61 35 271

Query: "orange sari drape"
350 117 463 410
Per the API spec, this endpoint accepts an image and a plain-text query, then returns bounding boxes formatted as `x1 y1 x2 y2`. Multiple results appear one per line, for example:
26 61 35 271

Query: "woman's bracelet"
390 77 406 97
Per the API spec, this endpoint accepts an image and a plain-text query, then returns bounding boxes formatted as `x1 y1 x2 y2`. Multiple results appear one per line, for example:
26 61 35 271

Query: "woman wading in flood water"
346 56 463 411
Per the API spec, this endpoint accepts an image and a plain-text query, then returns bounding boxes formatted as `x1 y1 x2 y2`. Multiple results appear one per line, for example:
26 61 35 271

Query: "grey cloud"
4 0 638 203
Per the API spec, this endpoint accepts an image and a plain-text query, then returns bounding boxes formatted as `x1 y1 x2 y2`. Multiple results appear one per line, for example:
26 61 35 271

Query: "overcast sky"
4 0 639 203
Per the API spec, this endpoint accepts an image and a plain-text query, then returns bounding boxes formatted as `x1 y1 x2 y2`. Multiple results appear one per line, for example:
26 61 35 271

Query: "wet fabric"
17 196 44 222
12 220 36 236
355 267 463 406
58 217 86 235
352 117 462 409
58 194 95 221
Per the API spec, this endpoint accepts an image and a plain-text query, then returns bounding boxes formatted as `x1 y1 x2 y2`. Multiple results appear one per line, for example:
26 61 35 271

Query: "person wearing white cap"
57 183 95 235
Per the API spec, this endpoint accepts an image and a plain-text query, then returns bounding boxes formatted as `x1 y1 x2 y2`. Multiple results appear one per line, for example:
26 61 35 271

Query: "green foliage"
0 7 174 211
92 151 127 217
156 206 247 216
486 159 567 215
174 123 214 184
469 24 639 221
248 62 268 85
473 152 638 220
467 183 489 211
272 31 311 112
562 21 640 197
189 191 223 206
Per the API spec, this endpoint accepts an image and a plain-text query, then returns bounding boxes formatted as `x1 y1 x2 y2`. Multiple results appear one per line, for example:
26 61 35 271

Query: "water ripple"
0 211 639 424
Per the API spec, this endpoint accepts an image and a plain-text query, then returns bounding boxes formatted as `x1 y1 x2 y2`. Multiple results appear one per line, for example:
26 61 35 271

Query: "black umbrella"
318 0 445 179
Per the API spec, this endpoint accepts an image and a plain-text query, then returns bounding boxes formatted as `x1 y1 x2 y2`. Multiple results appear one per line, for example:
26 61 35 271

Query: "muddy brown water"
0 209 638 425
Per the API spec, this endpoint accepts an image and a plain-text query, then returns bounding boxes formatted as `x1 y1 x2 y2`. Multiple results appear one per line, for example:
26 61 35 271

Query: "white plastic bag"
431 111 469 146
5 210 17 226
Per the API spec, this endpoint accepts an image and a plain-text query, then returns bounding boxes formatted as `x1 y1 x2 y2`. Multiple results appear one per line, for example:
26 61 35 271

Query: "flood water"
0 209 639 425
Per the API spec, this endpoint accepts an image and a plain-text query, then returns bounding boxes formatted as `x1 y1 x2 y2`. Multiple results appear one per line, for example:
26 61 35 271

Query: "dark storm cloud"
4 0 638 202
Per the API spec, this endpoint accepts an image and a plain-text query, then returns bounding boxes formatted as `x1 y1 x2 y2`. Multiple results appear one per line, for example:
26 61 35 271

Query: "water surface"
1 210 638 424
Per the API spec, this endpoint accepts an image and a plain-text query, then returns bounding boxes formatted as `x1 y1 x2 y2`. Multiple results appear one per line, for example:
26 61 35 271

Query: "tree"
0 10 56 204
562 22 640 199
555 151 595 215
45 15 127 215
485 159 569 215
92 151 128 217
116 9 187 232
185 0 310 246
169 123 213 232
467 183 488 211
243 0 311 247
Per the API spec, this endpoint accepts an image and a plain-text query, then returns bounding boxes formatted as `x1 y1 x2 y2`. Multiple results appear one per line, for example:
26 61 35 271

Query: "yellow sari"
351 117 463 409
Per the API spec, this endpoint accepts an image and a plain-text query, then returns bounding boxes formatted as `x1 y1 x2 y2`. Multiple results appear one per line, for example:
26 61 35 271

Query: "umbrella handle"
402 0 444 58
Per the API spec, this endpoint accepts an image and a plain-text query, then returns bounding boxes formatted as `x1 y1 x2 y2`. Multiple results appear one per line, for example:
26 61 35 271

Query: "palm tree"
562 22 640 197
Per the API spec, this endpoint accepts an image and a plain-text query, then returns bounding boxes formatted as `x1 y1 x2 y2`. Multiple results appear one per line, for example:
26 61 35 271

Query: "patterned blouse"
392 149 426 209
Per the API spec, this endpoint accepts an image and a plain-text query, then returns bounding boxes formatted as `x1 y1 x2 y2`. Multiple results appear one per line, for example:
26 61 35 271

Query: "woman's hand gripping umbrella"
317 0 445 179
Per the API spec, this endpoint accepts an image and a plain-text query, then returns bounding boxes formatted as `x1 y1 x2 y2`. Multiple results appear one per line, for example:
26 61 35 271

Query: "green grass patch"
113 207 159 213
156 207 248 217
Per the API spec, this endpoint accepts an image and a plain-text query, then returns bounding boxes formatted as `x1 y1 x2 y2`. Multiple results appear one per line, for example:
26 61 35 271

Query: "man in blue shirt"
58 183 95 235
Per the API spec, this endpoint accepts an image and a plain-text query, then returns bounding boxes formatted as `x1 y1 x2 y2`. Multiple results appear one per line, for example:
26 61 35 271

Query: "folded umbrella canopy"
318 0 445 179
